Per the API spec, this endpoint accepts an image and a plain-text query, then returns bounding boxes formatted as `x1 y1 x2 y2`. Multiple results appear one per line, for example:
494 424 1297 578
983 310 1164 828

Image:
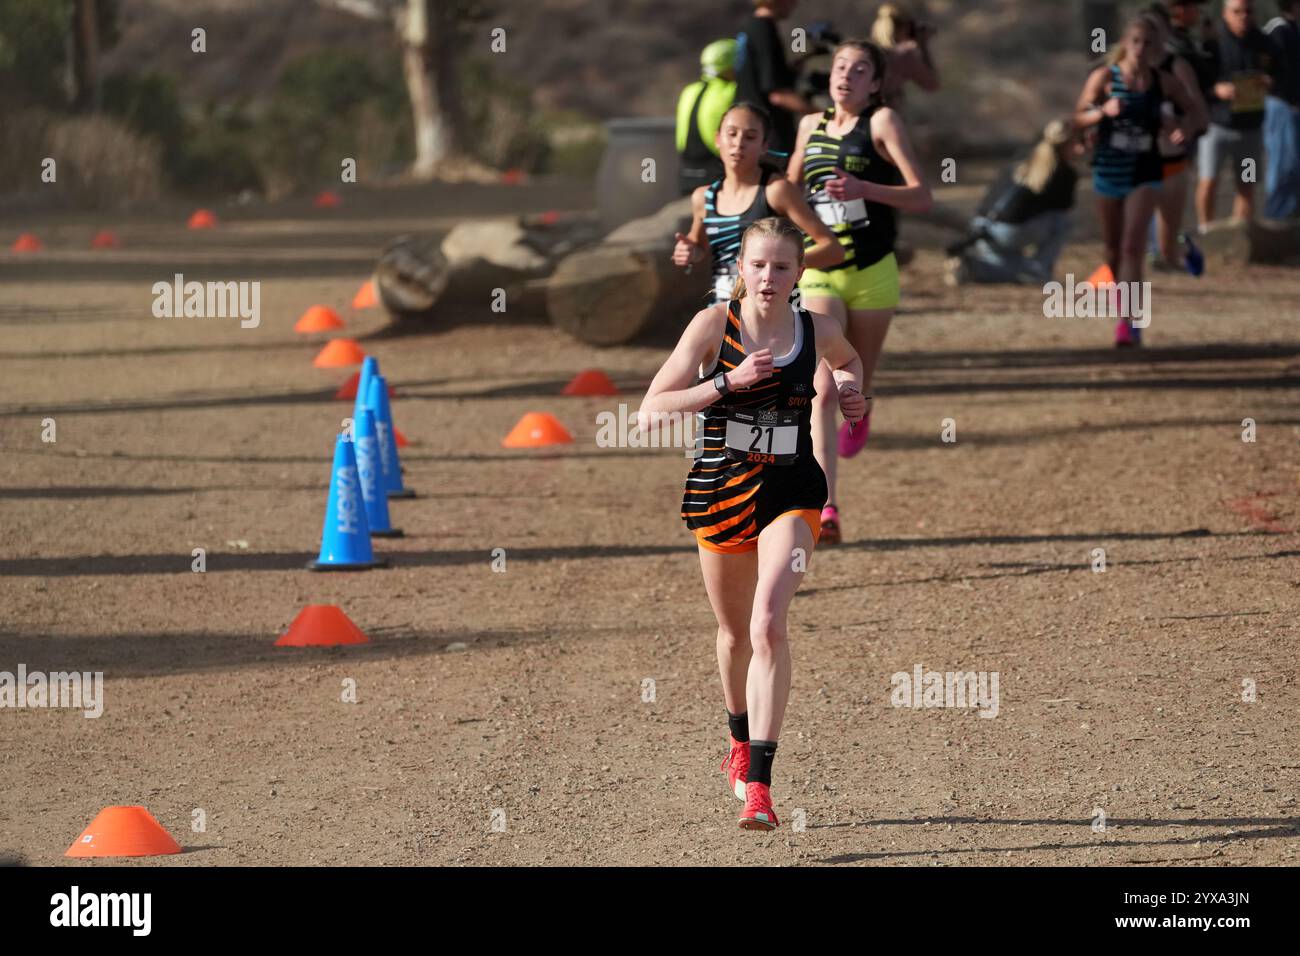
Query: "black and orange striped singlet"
681 301 828 554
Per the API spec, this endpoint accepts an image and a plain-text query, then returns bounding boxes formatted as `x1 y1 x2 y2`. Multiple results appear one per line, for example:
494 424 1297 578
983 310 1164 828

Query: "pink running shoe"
819 504 841 545
837 413 871 459
1114 320 1142 348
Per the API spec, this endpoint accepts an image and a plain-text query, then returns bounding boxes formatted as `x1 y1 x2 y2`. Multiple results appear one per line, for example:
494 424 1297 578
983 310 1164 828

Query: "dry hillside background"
105 0 1088 141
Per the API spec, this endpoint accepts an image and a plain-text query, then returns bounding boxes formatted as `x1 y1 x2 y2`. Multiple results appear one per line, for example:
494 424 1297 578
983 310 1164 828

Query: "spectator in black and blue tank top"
1263 0 1300 219
1195 0 1278 228
1076 15 1202 346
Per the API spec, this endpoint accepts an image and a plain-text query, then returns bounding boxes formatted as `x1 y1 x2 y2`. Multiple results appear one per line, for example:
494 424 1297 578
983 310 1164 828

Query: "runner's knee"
748 613 787 655
716 624 749 651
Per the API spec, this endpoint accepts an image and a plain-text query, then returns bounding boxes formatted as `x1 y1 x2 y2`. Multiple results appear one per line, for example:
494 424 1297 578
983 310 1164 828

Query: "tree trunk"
401 0 439 179
71 0 99 111
400 0 468 180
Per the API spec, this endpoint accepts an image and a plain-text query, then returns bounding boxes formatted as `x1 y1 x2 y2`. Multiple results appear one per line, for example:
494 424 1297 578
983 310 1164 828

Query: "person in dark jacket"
945 120 1082 285
735 0 815 160
1195 0 1279 227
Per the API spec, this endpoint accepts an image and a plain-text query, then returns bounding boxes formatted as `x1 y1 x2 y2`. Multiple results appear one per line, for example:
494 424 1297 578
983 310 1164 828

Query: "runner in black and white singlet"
643 217 866 831
673 102 843 305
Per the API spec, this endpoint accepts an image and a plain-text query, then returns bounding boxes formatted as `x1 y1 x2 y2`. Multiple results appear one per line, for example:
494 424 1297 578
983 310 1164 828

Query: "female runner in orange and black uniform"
639 216 866 830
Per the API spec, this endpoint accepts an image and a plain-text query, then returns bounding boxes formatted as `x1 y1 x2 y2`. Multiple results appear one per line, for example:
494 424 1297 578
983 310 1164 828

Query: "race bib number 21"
725 408 799 465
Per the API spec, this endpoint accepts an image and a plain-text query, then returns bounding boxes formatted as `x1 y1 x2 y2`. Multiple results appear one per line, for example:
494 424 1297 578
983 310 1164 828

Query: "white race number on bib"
1110 130 1152 153
724 408 799 465
815 198 868 227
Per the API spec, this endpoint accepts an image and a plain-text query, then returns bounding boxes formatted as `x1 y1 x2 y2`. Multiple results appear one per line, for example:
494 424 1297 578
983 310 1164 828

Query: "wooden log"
374 234 451 320
1196 219 1253 265
1248 219 1300 264
545 198 708 346
1195 217 1300 265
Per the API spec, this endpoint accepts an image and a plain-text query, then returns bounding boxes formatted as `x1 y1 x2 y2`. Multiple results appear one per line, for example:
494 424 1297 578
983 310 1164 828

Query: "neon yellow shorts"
799 253 900 311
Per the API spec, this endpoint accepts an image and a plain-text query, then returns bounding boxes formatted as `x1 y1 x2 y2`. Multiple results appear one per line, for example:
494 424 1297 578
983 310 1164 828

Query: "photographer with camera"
870 3 941 108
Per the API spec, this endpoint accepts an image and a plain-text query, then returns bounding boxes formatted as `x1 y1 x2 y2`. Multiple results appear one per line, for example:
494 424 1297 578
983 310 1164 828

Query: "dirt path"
1 179 1297 866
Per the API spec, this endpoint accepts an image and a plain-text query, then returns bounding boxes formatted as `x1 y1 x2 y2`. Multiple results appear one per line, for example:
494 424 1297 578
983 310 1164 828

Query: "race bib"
1232 72 1266 113
724 408 799 465
1110 130 1153 153
814 198 869 227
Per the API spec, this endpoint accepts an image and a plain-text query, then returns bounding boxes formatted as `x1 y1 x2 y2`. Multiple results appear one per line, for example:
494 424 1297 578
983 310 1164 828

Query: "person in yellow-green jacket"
678 40 739 194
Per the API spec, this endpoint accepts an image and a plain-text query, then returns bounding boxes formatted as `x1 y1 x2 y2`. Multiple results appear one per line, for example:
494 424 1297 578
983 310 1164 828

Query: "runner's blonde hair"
732 217 806 300
1106 14 1158 67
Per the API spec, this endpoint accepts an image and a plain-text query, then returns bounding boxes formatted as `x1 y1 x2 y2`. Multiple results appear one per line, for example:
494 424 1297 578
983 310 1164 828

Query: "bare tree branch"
315 0 399 24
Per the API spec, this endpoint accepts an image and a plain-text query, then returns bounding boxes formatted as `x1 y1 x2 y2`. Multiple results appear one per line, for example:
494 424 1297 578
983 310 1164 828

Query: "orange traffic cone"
503 412 573 448
1086 263 1115 286
276 605 370 647
90 229 120 248
295 305 345 333
562 369 618 396
65 806 182 858
394 427 409 448
333 372 396 401
313 189 341 209
313 338 366 368
187 208 218 229
352 279 378 310
11 233 42 253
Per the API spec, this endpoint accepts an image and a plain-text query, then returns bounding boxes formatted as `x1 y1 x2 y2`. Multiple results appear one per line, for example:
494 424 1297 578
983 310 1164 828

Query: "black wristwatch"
713 371 730 397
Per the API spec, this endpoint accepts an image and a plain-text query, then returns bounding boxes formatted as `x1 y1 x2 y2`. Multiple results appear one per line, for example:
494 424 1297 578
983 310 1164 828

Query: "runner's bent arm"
766 177 845 270
832 108 931 213
811 311 868 424
1074 66 1115 128
784 111 819 184
672 187 711 269
1163 64 1208 142
639 308 774 427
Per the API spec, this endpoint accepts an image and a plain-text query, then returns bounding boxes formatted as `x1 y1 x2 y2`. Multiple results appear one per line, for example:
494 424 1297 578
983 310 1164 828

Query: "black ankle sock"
727 710 749 743
746 739 778 785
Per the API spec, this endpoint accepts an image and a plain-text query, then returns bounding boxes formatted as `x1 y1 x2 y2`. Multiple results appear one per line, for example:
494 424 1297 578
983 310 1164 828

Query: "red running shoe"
721 735 749 800
739 781 780 830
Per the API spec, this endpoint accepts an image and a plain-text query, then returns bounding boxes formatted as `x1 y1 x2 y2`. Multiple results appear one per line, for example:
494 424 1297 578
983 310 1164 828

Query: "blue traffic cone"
366 374 415 498
307 432 386 571
352 355 379 423
355 408 403 537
